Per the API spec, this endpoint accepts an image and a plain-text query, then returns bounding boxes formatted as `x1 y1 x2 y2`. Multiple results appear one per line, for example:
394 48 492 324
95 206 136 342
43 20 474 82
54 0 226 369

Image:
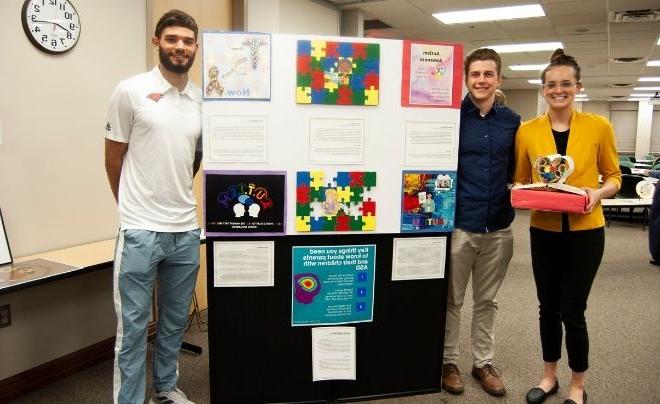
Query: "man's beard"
159 47 195 74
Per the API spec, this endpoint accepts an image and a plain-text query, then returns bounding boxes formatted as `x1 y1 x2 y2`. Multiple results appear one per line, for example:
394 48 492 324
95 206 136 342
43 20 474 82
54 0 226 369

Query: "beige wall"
243 0 339 35
504 89 538 122
0 0 146 258
0 0 145 381
582 101 611 120
0 0 231 380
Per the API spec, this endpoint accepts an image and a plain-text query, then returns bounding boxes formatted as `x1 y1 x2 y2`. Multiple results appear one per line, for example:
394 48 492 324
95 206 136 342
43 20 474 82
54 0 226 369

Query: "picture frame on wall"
0 208 13 266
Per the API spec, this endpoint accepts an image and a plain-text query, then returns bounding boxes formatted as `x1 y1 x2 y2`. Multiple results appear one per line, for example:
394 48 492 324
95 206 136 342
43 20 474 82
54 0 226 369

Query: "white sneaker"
149 388 196 404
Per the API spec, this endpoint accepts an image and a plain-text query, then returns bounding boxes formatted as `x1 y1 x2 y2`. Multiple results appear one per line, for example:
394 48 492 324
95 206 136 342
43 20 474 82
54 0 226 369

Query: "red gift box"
511 188 588 214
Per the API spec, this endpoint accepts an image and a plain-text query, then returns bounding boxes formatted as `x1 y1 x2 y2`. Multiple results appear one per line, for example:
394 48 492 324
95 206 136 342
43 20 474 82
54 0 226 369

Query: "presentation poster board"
203 32 462 403
202 34 463 235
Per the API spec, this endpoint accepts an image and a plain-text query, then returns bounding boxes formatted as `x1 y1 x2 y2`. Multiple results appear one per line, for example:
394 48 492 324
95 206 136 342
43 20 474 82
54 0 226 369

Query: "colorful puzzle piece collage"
296 40 380 106
296 171 376 232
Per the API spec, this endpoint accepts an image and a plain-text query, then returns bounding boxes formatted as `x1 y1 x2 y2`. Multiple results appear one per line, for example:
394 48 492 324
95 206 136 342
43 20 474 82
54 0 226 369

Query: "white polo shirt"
105 67 202 232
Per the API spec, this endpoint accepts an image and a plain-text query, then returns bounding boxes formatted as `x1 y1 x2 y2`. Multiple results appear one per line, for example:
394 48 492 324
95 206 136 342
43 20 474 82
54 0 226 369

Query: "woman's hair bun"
550 48 565 62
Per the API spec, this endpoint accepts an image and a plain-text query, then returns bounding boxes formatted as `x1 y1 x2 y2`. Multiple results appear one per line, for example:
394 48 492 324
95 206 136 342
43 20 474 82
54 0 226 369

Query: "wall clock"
21 0 81 54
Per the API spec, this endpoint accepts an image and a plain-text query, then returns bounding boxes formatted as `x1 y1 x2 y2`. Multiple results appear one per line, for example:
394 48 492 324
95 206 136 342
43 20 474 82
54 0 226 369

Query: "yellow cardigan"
513 110 622 232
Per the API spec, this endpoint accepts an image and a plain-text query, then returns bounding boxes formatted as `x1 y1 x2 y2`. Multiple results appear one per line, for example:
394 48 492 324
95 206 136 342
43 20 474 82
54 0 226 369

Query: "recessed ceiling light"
509 63 549 71
647 60 660 67
633 86 660 91
528 79 542 84
487 42 563 53
639 77 660 81
433 4 545 24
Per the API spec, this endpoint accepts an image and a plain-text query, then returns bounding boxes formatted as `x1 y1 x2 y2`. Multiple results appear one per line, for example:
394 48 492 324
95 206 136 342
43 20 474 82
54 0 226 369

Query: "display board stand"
206 233 449 403
202 32 462 403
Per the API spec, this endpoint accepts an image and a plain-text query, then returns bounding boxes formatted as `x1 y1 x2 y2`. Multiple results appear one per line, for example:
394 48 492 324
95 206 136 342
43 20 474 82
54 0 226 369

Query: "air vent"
610 57 644 64
364 19 392 30
327 0 385 5
608 83 634 88
609 9 660 23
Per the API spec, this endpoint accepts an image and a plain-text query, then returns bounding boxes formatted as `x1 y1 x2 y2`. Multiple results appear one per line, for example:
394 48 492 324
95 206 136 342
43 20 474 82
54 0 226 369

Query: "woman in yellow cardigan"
514 50 621 404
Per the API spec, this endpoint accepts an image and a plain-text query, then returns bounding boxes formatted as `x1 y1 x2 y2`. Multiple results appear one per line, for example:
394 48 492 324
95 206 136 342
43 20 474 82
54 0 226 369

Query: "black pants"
529 227 604 372
649 187 660 262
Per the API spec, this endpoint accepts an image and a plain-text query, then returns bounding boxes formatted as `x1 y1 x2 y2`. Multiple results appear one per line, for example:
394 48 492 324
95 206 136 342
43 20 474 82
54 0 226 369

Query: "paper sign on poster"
292 245 375 326
213 241 274 287
392 237 446 280
312 327 356 381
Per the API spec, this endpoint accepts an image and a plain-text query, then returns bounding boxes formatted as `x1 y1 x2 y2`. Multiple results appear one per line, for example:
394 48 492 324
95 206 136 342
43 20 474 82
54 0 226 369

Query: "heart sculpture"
533 154 574 184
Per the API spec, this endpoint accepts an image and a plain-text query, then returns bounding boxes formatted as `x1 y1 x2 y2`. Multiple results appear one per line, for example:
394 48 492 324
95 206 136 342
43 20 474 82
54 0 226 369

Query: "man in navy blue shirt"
442 48 520 397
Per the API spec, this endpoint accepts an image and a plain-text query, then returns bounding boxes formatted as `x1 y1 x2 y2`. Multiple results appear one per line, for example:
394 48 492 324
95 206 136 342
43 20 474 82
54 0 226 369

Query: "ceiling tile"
547 13 607 25
544 0 606 16
554 23 607 35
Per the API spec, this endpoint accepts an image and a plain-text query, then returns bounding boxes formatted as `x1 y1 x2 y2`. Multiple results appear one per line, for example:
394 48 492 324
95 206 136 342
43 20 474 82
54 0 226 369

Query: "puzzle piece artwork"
296 170 377 232
296 40 380 106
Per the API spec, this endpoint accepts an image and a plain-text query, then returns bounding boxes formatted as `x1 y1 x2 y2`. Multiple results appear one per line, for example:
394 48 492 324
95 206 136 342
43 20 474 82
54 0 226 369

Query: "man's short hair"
464 48 501 77
155 9 198 39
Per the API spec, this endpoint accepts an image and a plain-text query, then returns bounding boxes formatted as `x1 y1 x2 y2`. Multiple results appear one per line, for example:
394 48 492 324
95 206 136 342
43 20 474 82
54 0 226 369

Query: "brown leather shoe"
442 363 464 394
471 364 506 396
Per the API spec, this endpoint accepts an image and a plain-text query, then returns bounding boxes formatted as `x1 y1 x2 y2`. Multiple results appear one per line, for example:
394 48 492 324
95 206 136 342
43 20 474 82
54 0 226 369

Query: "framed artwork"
296 40 380 105
0 208 12 266
202 32 271 100
401 40 463 108
401 171 456 232
204 171 286 236
295 170 376 232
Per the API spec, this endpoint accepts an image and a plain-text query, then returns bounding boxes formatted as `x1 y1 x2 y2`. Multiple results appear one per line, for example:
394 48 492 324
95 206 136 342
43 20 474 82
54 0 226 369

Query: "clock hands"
33 19 70 33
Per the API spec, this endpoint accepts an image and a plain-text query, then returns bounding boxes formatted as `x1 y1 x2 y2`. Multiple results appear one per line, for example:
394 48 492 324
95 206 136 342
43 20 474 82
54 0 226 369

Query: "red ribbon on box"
511 188 588 214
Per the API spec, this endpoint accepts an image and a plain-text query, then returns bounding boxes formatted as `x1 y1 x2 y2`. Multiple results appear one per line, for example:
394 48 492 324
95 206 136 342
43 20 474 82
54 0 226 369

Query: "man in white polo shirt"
104 9 202 404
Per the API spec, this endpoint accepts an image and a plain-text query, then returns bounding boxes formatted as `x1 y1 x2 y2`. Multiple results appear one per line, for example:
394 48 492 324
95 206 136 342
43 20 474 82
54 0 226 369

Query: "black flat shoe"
563 390 587 404
526 378 559 403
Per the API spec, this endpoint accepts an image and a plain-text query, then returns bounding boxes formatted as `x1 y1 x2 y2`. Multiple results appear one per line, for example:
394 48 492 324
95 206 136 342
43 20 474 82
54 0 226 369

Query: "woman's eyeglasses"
542 81 579 90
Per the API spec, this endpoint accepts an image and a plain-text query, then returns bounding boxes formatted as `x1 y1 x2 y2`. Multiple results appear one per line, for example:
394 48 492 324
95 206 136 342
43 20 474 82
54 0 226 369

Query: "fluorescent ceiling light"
629 93 655 97
638 77 660 81
647 60 660 67
528 79 542 84
509 64 548 71
575 94 588 98
657 38 660 45
627 98 650 102
487 42 563 53
576 99 590 102
633 86 660 91
433 4 545 24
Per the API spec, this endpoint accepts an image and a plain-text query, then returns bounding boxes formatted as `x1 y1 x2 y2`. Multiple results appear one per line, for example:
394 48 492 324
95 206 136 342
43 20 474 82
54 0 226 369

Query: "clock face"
21 0 81 54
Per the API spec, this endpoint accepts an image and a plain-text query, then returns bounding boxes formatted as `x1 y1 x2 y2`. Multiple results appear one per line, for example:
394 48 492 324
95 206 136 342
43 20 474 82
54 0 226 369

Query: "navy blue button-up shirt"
455 95 520 233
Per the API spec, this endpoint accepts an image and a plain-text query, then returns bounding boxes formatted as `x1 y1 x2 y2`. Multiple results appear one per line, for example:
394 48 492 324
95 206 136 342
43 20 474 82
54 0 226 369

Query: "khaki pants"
443 227 513 367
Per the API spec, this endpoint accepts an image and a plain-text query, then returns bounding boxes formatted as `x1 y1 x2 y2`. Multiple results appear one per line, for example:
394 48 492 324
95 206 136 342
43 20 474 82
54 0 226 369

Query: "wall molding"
0 323 156 402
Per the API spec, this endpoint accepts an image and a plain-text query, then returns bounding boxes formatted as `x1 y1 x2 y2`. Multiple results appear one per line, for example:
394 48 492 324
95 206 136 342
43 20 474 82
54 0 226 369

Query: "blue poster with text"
291 245 376 326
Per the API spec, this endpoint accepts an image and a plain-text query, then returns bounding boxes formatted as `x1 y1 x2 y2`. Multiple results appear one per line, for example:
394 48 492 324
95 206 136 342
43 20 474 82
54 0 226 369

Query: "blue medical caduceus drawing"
242 38 267 70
